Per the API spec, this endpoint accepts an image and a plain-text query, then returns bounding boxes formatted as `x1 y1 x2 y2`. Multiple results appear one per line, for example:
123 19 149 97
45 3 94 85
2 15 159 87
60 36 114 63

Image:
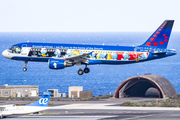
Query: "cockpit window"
9 46 15 50
9 46 21 54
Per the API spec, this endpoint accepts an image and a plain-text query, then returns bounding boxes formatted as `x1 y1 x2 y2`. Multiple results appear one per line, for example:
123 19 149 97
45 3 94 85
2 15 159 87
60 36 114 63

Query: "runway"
4 110 180 120
2 98 180 119
4 103 180 120
51 103 180 111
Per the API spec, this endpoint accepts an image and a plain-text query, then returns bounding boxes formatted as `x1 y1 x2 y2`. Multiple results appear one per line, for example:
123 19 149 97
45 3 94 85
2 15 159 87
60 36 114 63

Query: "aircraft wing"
64 52 92 64
0 104 14 107
0 106 6 108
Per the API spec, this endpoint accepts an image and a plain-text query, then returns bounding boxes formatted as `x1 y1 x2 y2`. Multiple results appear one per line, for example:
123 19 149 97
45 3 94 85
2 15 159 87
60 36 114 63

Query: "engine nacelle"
48 59 73 69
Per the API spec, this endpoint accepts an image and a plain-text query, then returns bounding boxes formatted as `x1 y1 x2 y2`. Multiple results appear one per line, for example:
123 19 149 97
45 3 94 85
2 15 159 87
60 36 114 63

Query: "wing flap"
65 52 91 63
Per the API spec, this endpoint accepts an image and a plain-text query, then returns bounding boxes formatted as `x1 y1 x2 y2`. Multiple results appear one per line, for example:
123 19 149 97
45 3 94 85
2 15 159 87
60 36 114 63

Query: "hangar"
114 74 176 98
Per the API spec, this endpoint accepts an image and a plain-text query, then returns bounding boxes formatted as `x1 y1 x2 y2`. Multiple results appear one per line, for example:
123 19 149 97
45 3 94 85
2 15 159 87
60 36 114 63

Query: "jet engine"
48 59 73 69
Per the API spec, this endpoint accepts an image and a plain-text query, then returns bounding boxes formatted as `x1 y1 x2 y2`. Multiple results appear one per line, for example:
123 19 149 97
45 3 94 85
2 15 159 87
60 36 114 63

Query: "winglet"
88 51 93 56
26 92 51 107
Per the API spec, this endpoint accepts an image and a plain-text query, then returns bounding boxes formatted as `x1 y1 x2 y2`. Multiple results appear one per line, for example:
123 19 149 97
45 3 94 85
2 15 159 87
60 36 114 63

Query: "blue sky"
0 0 180 32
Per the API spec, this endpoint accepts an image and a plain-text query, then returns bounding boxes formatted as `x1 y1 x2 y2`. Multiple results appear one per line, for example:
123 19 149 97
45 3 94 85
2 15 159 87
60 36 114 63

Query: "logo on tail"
39 98 48 105
139 20 174 49
26 92 51 107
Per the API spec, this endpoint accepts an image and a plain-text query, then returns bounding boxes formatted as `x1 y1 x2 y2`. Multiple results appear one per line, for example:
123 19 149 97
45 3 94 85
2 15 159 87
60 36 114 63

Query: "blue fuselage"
3 42 176 65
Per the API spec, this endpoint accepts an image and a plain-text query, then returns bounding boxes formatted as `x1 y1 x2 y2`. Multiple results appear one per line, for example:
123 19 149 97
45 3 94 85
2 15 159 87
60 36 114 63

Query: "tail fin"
139 20 174 49
26 92 51 107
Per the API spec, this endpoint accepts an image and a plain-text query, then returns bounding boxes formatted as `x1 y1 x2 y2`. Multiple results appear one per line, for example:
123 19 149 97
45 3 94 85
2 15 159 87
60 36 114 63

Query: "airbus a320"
2 20 176 75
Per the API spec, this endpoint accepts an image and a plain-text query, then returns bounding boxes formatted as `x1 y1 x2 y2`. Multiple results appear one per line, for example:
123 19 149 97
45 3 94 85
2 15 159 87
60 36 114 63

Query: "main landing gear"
76 63 90 75
84 66 90 73
78 69 84 75
23 61 28 72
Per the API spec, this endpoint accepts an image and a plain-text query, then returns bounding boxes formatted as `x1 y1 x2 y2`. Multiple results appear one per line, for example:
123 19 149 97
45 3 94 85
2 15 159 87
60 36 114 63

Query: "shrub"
21 97 26 101
48 102 54 105
120 98 180 107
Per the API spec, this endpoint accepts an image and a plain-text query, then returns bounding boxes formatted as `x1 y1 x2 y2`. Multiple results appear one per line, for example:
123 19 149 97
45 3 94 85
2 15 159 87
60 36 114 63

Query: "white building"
0 84 39 97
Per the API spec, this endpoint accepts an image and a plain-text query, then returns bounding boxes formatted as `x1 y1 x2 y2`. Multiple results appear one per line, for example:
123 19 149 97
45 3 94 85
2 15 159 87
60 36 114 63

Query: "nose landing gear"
23 67 27 71
23 61 28 72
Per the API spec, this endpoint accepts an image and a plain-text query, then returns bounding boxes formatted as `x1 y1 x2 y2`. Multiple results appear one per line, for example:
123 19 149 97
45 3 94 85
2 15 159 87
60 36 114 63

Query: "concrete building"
80 91 93 98
69 86 93 98
47 89 58 97
0 84 39 97
47 89 66 97
69 86 83 98
59 93 66 97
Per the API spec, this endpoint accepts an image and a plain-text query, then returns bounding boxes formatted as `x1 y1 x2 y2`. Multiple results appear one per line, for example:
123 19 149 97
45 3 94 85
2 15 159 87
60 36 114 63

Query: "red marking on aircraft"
164 36 168 38
160 41 164 45
153 42 158 46
146 42 151 46
153 35 158 37
164 39 168 42
150 38 155 41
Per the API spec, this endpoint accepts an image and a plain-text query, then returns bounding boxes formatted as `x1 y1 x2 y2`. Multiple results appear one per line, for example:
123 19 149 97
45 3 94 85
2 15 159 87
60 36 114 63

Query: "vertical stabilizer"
26 92 51 107
139 20 174 48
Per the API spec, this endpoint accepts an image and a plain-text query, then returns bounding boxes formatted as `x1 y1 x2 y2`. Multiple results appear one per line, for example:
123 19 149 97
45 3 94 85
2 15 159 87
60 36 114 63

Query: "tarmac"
2 97 180 120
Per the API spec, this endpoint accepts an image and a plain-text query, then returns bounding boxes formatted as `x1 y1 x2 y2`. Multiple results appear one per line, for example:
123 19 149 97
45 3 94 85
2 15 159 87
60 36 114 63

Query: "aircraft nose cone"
2 49 10 59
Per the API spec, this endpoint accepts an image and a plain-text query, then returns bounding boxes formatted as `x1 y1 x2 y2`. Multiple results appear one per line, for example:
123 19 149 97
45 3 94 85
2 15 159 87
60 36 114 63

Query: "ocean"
0 32 180 96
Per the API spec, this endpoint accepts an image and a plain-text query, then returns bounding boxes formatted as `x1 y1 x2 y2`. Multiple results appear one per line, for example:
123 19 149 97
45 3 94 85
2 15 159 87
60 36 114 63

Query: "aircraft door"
31 90 37 96
17 92 21 97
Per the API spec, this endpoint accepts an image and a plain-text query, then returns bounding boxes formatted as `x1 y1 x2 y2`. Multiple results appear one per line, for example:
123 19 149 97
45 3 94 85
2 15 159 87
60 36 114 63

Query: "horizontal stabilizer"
151 52 166 55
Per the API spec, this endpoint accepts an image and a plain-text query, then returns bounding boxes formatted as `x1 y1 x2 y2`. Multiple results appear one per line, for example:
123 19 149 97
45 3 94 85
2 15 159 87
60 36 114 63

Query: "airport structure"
69 86 93 98
69 86 83 98
79 91 93 98
114 74 177 98
47 89 66 97
0 84 39 97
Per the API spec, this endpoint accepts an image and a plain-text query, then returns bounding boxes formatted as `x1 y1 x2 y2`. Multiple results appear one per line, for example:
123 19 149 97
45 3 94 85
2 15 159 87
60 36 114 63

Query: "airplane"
0 92 51 119
2 20 176 75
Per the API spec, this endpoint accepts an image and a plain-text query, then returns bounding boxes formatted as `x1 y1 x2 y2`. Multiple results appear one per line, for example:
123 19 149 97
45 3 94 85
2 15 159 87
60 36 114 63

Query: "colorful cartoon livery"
2 20 177 75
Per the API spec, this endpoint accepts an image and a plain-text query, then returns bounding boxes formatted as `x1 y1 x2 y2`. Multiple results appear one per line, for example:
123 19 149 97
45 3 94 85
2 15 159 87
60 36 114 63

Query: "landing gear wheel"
23 61 28 72
84 67 90 73
23 67 27 71
78 69 84 75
